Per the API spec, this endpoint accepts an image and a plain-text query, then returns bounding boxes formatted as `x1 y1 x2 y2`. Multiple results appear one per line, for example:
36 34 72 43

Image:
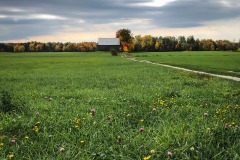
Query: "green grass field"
0 52 240 159
133 51 240 77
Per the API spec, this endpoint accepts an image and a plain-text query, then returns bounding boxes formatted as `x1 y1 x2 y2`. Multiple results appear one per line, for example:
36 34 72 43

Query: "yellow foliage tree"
155 41 160 50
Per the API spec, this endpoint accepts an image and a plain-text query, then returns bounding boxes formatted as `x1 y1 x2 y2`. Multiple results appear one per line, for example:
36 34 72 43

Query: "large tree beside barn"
116 29 134 52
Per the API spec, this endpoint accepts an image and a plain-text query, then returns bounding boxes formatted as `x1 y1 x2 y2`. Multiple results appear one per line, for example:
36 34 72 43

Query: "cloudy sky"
0 0 240 42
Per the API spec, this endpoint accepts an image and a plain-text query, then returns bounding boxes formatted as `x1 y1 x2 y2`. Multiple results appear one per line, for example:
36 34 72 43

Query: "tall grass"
133 51 240 77
0 52 239 159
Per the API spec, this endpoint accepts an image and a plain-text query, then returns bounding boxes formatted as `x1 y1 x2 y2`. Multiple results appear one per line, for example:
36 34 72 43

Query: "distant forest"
0 35 239 52
0 42 97 52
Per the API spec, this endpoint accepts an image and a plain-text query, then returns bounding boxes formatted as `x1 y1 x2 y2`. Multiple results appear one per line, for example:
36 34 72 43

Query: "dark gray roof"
98 38 120 45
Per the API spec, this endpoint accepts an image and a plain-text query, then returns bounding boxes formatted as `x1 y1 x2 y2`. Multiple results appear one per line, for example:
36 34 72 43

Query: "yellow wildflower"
159 100 164 105
8 153 14 159
0 142 4 147
80 140 84 144
25 136 29 139
140 119 144 122
33 126 39 133
36 121 40 125
143 155 151 160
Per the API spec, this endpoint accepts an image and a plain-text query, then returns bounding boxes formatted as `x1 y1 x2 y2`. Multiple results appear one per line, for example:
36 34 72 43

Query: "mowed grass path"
133 51 240 77
0 52 240 159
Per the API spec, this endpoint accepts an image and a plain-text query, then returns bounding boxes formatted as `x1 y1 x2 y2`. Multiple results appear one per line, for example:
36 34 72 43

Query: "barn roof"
98 38 120 45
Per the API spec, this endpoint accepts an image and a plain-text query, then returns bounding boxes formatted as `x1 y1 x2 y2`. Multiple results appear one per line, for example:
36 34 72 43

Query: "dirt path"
127 58 240 82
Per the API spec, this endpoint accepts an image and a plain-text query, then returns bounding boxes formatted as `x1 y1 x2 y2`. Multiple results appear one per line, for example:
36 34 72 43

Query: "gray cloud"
154 0 240 28
0 0 239 41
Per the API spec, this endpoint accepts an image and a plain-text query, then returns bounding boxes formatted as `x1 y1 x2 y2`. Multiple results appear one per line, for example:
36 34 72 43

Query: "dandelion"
36 121 40 125
150 150 155 154
167 151 172 157
33 126 39 133
0 142 4 147
140 127 144 132
159 100 164 105
24 135 29 139
206 128 211 131
204 113 208 116
74 125 79 128
143 155 151 160
8 153 14 159
80 140 84 144
140 119 144 122
74 118 80 124
60 147 65 152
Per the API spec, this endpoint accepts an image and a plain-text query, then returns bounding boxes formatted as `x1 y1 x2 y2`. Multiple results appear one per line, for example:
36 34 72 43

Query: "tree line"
0 29 239 52
133 35 239 52
116 29 240 52
0 42 97 52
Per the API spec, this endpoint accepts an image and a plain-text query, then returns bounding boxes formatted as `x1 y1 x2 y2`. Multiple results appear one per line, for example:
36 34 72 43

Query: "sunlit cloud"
137 0 175 7
1 14 66 20
0 7 25 12
220 0 240 7
73 19 86 24
0 15 7 18
29 14 66 20
110 18 152 26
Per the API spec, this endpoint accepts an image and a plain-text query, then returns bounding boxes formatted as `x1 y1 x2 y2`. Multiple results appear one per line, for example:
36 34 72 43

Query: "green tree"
178 36 186 51
134 35 144 51
187 36 195 51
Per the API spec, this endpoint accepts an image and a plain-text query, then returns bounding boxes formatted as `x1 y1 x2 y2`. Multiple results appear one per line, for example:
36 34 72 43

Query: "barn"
98 38 120 51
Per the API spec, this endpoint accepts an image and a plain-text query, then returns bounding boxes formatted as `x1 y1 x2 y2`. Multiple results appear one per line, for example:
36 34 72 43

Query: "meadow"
0 52 240 160
133 51 240 77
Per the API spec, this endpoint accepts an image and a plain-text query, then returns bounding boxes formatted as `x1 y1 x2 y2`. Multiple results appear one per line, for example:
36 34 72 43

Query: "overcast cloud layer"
0 0 240 42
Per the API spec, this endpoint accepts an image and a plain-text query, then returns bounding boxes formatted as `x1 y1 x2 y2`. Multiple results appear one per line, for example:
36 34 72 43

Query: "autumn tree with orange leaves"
116 29 134 52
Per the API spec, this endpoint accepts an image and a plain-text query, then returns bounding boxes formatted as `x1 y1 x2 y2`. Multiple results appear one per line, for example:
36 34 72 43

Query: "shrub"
110 48 118 56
